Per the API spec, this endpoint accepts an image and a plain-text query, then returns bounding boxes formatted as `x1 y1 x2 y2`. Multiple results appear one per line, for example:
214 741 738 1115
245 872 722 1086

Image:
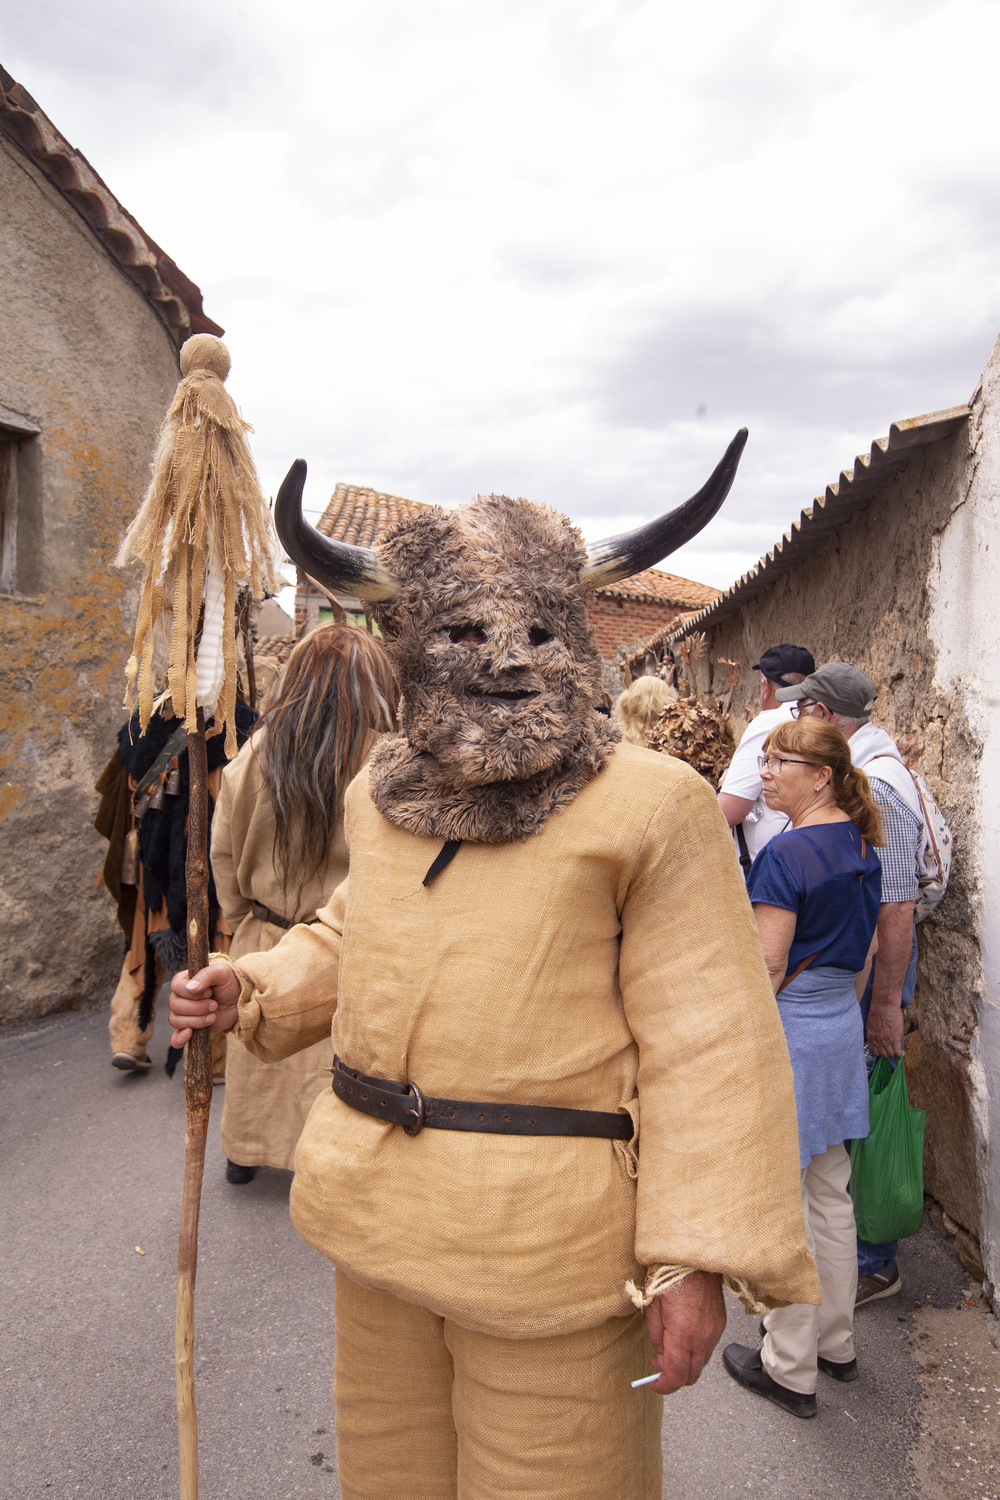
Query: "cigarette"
631 1371 662 1388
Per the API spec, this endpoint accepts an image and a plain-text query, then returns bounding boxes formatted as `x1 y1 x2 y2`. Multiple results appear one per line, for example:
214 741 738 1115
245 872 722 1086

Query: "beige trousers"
332 1269 663 1500
761 1142 856 1395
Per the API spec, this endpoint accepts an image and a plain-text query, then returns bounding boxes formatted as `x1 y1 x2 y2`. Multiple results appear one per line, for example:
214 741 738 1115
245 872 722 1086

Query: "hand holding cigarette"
638 1271 726 1394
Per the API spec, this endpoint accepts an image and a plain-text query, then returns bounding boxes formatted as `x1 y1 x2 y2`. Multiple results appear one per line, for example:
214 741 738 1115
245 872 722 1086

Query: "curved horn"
274 460 400 603
579 428 749 588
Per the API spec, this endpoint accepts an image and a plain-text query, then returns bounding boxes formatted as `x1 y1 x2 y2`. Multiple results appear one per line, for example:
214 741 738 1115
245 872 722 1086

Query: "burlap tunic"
231 741 819 1337
212 736 348 1170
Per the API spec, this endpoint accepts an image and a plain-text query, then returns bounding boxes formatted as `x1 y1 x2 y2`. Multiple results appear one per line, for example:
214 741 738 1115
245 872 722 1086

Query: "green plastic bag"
849 1057 926 1243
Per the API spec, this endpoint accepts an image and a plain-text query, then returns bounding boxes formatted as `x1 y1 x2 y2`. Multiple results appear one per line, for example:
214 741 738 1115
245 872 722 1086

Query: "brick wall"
587 596 685 683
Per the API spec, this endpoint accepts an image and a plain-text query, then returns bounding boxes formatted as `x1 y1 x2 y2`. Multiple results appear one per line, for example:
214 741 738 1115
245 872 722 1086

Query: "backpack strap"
736 821 752 878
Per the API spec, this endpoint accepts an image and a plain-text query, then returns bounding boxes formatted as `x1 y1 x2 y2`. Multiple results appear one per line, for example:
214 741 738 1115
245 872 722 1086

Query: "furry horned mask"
276 431 747 842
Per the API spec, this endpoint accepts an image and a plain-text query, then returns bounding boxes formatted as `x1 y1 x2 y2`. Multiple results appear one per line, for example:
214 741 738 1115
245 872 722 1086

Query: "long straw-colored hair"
765 718 884 844
115 335 278 757
258 624 399 895
614 676 677 745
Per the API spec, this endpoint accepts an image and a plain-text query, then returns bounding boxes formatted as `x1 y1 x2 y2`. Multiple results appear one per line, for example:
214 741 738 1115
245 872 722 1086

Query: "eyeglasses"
757 755 813 774
790 700 818 719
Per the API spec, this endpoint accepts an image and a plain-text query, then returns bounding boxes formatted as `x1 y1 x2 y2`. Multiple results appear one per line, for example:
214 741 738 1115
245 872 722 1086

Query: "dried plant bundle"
677 631 707 664
645 695 736 789
116 335 278 756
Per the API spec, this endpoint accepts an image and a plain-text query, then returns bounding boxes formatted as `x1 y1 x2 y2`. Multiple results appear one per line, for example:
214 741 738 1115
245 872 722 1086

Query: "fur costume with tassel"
115 335 278 759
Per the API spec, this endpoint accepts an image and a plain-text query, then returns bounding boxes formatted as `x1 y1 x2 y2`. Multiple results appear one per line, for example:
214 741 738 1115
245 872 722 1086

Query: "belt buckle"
401 1080 425 1136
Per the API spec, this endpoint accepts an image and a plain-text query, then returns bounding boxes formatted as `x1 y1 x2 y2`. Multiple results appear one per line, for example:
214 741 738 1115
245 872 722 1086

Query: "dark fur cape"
118 701 257 1059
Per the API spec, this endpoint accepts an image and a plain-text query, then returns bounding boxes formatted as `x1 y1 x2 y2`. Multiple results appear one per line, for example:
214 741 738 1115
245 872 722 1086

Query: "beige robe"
212 736 348 1169
231 741 820 1337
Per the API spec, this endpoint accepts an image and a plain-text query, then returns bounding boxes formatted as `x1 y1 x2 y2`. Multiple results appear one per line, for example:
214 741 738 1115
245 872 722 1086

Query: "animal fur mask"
274 431 747 842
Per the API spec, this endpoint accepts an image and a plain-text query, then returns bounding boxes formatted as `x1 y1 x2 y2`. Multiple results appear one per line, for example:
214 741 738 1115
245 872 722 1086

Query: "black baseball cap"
752 644 816 683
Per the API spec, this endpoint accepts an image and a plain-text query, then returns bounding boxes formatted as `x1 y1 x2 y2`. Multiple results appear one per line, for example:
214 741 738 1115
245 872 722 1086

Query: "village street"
4 1006 999 1500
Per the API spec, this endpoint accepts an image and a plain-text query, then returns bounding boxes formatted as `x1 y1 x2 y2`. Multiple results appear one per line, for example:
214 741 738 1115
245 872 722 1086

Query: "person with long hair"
212 624 398 1183
614 675 677 745
723 716 883 1419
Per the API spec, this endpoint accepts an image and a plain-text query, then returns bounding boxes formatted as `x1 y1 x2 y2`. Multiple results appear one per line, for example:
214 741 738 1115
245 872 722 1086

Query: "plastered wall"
0 138 180 1023
692 400 995 1283
925 339 1000 1294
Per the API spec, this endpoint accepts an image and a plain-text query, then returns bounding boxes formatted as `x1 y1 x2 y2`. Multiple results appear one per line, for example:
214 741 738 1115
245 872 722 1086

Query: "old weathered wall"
0 137 180 1022
926 338 1000 1294
693 419 988 1250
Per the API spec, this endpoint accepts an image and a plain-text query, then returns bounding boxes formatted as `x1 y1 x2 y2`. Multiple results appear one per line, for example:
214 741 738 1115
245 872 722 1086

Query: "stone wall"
687 418 988 1250
0 137 181 1022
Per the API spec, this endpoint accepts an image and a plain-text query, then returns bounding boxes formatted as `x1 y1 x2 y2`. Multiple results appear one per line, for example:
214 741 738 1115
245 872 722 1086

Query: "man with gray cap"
775 662 922 1305
718 644 815 870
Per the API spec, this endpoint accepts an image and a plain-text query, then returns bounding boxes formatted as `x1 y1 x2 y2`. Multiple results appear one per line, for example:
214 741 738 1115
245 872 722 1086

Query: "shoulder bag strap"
777 953 819 994
736 821 752 877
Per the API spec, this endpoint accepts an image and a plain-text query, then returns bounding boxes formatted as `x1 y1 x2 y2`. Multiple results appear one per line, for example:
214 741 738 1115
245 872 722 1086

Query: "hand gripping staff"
115 334 278 1498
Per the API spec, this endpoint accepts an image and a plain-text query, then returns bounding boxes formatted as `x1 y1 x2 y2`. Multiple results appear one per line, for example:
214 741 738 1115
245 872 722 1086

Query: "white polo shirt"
721 703 794 862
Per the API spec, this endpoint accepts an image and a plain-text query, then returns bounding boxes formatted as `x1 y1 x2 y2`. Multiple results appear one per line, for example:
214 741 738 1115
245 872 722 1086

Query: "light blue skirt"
777 965 869 1168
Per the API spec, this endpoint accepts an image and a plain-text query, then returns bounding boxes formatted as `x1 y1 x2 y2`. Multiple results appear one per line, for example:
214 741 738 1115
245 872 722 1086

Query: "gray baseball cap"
774 662 877 722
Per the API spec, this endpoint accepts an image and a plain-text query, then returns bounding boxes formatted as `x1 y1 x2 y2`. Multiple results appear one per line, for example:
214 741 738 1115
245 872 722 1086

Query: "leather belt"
251 901 322 930
333 1056 633 1140
251 900 292 929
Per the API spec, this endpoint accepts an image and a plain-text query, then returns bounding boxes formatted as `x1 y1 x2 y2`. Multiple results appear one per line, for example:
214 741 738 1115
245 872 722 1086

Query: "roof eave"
0 66 221 348
667 404 970 642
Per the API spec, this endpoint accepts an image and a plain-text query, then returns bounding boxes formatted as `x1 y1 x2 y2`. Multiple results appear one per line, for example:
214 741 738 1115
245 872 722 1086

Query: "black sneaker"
225 1160 257 1185
722 1343 817 1418
856 1261 901 1306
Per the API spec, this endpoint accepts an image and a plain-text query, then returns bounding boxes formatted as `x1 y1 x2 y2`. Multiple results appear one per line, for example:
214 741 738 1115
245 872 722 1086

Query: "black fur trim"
148 927 189 977
164 1045 184 1078
138 935 159 1033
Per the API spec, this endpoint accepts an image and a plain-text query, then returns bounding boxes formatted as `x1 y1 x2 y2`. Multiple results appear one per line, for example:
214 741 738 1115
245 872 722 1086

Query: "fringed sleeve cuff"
625 1265 778 1318
722 1277 772 1317
625 1265 696 1309
222 954 264 1044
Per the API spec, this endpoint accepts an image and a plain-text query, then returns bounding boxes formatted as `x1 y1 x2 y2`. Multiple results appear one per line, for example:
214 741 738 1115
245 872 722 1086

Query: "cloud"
3 0 1000 596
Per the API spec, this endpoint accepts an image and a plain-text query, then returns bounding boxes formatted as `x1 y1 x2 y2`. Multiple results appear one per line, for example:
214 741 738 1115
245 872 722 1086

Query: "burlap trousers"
333 1269 663 1500
108 951 158 1061
761 1142 856 1395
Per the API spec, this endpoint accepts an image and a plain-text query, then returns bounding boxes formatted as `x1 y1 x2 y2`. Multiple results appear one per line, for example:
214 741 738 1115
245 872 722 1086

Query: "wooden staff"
114 334 277 1499
176 709 212 1499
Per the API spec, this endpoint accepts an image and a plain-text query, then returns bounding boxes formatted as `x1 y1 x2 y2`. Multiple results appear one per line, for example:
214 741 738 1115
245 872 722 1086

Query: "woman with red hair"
723 716 883 1418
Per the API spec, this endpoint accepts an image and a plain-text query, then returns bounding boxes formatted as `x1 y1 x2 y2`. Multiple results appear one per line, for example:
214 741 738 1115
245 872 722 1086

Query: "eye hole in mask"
448 624 487 645
528 627 552 646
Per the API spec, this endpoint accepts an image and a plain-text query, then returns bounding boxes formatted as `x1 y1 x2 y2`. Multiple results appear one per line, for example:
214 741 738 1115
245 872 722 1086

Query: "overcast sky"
4 0 1000 588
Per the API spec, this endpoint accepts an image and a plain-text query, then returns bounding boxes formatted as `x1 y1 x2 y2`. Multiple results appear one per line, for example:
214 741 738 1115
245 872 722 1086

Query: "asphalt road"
1 1006 983 1498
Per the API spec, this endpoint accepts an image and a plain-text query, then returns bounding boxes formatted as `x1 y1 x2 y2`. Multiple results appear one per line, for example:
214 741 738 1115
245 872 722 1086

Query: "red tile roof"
0 67 221 348
594 567 721 609
317 484 430 547
253 633 297 665
312 486 719 609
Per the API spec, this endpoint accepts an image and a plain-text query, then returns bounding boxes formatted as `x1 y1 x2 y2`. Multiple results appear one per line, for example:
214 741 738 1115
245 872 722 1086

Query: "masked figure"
171 430 819 1500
